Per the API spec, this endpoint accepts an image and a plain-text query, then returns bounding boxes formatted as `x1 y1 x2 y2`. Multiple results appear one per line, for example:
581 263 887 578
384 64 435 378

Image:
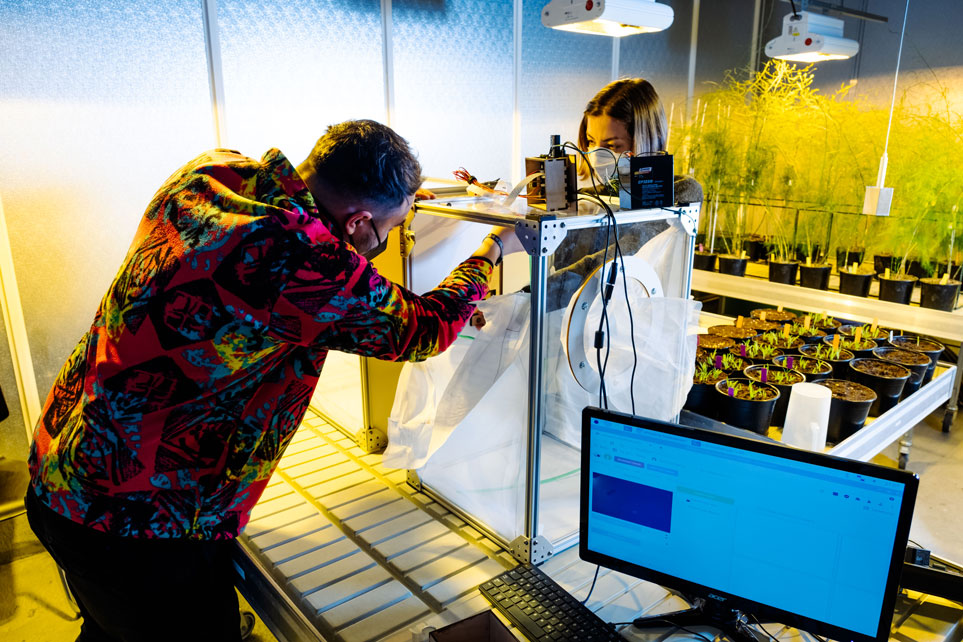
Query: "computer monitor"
580 407 918 642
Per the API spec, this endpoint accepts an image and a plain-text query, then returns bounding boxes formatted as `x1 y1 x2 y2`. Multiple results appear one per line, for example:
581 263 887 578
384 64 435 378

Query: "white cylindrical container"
782 383 832 451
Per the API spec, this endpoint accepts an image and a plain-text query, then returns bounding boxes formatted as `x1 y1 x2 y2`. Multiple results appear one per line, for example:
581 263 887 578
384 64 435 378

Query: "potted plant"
767 206 799 285
756 331 805 354
799 343 855 379
773 354 832 382
815 379 877 444
823 335 877 359
809 312 841 332
872 346 931 398
750 308 796 323
685 361 728 418
714 377 780 435
877 270 917 305
796 211 831 289
694 242 718 271
730 341 784 365
848 358 911 415
832 213 866 274
742 317 781 332
789 320 827 344
839 324 893 341
701 351 751 375
887 335 945 385
744 364 805 427
707 325 757 341
838 266 875 297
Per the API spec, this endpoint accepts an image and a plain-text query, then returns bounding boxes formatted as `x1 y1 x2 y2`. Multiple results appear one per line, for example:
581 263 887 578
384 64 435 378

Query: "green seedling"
694 361 726 384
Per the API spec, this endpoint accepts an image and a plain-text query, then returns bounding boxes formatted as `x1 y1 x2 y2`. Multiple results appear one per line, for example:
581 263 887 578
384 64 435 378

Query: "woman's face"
585 114 632 154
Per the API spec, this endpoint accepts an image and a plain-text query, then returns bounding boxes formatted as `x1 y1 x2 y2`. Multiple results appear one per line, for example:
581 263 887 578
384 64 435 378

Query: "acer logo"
707 593 727 602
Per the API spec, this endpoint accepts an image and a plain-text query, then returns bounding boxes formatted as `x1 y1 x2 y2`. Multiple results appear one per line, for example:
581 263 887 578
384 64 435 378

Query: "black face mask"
361 220 388 261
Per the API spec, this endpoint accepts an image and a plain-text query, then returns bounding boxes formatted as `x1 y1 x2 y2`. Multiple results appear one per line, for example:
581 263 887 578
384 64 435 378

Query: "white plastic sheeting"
383 221 700 544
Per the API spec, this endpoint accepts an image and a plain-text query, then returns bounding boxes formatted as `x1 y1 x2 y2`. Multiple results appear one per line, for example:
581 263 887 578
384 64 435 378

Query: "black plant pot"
838 269 874 297
798 263 831 290
799 344 854 379
817 379 876 444
873 347 930 399
684 381 722 419
743 365 804 427
849 358 911 415
774 354 832 382
874 254 896 277
768 259 799 285
718 254 748 277
906 258 926 279
836 248 865 272
714 378 779 435
919 278 961 311
936 261 961 281
888 335 945 385
744 236 768 262
794 329 828 345
693 251 718 272
877 274 917 305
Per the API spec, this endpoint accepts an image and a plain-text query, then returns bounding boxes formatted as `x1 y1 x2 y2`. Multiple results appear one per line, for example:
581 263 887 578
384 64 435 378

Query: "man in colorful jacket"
25 119 521 641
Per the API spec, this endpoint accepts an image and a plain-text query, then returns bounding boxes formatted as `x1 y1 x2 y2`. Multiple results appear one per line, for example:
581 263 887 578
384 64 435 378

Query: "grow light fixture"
541 0 674 38
765 11 859 62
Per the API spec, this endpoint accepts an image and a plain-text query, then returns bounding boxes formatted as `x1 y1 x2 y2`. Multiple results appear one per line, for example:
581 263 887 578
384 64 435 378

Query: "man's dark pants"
25 489 242 641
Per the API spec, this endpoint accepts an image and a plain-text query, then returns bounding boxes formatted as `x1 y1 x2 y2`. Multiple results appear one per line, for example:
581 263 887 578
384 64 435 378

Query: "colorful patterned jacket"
28 148 492 539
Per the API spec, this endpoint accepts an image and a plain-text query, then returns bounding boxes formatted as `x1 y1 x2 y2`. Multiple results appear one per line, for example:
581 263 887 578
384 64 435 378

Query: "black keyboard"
479 564 623 642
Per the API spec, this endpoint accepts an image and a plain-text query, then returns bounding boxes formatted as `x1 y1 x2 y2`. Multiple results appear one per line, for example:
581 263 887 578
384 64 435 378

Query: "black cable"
581 565 601 605
606 618 718 642
748 614 783 642
789 0 800 18
908 538 925 549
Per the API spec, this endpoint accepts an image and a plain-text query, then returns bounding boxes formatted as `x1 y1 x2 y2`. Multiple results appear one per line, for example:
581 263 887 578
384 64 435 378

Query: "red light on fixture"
805 37 813 45
586 1 594 10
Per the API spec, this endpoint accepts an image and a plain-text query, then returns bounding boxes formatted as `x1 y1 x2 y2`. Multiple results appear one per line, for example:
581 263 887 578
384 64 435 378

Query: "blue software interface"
587 418 907 637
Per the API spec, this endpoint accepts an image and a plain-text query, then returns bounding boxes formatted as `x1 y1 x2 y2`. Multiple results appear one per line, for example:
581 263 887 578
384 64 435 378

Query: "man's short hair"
307 120 422 210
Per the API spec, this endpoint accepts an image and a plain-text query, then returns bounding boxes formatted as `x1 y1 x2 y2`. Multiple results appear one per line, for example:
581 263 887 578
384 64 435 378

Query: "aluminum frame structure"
408 196 700 564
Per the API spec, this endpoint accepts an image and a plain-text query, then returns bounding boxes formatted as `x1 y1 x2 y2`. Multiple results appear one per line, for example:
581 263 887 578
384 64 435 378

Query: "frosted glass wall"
216 0 387 164
0 0 215 457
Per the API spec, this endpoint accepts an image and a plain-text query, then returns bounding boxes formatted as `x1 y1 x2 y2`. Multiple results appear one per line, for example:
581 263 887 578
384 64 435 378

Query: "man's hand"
415 188 436 201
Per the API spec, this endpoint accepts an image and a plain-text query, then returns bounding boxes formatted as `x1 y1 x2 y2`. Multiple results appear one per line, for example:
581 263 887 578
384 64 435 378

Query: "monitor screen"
580 408 918 642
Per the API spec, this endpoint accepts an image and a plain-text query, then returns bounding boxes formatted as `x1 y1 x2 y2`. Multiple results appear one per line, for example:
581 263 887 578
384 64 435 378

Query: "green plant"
812 343 843 360
694 361 726 384
721 352 745 371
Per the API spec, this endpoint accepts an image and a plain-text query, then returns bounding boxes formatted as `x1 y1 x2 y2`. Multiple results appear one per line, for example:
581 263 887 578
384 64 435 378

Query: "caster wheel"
898 453 909 470
943 410 955 433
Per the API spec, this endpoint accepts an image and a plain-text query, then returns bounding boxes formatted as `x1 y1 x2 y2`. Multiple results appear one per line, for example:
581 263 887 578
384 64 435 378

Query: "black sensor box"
619 153 674 210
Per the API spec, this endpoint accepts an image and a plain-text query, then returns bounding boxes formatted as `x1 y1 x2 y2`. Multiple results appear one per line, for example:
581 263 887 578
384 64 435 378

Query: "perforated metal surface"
216 0 386 161
393 0 514 181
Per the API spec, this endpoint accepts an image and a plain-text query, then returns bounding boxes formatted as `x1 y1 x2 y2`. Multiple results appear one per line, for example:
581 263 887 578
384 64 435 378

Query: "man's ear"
343 210 373 235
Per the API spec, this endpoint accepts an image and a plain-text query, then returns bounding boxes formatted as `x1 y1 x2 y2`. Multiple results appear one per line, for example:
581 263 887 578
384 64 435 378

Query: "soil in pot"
799 344 855 379
823 335 877 359
768 259 799 285
707 325 758 341
750 308 797 323
877 273 917 304
888 335 945 385
696 334 736 354
810 313 841 332
774 355 832 382
729 342 784 365
714 378 780 435
838 268 874 297
742 318 781 332
798 263 831 290
718 254 748 277
743 365 805 427
815 379 877 444
836 248 865 272
919 277 961 311
693 251 718 271
685 362 728 418
849 358 911 415
872 347 930 398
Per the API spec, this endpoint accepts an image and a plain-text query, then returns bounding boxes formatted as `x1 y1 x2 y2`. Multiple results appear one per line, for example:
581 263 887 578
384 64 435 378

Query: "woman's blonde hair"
577 78 667 156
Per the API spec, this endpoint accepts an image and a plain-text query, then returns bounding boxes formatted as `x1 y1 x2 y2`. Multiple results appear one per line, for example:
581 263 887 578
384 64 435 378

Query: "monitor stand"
631 598 761 642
